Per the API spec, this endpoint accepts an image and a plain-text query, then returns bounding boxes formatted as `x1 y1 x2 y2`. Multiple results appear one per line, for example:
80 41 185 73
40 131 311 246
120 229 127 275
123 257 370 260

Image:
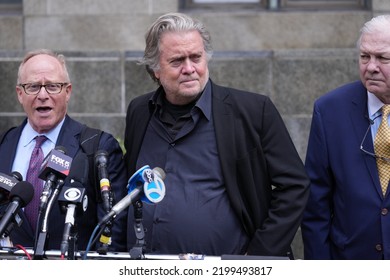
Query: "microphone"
94 150 111 212
94 150 115 253
57 152 89 257
99 165 166 226
58 182 88 257
38 146 72 213
0 171 23 204
0 181 34 237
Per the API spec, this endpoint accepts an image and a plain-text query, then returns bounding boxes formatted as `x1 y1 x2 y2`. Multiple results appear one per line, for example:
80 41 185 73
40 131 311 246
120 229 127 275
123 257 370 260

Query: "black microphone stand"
129 199 146 259
66 222 78 260
59 204 79 260
68 231 77 259
34 179 64 259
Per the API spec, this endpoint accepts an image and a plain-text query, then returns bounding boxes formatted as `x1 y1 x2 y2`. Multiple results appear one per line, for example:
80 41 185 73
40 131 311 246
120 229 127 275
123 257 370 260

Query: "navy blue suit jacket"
302 80 390 259
124 80 310 257
0 115 128 252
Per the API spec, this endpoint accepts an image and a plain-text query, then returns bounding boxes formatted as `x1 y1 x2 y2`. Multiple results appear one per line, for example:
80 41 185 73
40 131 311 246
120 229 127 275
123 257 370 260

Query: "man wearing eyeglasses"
302 15 390 260
0 49 128 255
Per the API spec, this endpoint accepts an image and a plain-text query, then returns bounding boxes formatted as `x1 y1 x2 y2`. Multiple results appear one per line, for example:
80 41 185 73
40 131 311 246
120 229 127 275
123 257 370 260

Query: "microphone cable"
82 223 105 260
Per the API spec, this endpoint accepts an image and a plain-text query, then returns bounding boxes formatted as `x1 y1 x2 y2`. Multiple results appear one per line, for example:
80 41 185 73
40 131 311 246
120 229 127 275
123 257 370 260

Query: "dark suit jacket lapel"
350 83 383 197
211 82 236 173
211 82 247 223
131 103 151 157
55 116 82 159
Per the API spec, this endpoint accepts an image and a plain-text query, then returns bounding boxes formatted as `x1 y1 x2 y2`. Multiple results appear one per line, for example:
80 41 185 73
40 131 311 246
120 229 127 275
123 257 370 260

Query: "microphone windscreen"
11 171 23 181
9 181 34 207
95 150 109 166
153 167 166 180
56 146 67 154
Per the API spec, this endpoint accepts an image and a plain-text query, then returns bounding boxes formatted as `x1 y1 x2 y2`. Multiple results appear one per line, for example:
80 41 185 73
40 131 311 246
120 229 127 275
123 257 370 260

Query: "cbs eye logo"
64 187 88 212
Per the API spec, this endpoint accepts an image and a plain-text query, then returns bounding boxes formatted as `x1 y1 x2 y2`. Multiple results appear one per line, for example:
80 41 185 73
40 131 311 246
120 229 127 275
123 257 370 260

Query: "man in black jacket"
124 12 309 258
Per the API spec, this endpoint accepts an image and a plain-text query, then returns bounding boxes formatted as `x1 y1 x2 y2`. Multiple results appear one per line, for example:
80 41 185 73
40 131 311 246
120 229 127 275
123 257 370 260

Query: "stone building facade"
1 0 390 259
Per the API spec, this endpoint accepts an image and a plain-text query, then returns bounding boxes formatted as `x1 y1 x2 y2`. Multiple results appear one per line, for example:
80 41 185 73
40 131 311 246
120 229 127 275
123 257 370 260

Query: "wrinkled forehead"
19 54 66 82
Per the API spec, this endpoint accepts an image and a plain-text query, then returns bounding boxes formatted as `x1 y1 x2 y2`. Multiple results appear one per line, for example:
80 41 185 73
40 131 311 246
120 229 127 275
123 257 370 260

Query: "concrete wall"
1 0 390 259
0 1 377 52
0 49 360 156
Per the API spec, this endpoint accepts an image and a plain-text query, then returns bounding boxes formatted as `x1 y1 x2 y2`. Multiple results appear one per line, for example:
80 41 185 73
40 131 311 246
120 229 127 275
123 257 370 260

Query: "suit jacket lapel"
350 83 383 197
211 82 247 218
55 116 83 159
211 82 236 166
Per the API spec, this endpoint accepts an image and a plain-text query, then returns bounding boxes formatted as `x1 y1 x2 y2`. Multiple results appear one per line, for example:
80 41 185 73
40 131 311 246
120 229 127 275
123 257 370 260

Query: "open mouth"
36 106 52 113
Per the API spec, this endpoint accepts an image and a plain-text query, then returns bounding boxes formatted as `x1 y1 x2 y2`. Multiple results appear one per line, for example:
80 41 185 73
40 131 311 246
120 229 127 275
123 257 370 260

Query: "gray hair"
357 14 390 48
139 12 213 83
17 48 71 84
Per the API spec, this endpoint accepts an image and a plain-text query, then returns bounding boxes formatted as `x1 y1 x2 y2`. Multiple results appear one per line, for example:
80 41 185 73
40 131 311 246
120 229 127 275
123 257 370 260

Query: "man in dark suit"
124 12 309 258
0 49 127 254
301 15 390 259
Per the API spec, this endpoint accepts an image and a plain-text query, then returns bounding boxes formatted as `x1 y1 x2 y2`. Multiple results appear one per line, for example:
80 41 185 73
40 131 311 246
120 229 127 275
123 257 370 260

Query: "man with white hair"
302 15 390 259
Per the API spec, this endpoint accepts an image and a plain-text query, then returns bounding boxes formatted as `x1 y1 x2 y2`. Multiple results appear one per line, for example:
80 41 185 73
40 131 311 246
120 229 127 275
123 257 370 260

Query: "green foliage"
116 137 126 154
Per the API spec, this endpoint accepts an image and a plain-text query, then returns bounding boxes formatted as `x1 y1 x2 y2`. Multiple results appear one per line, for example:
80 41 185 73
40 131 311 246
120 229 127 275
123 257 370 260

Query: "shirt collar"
367 91 384 120
195 80 212 121
149 79 212 121
21 117 65 147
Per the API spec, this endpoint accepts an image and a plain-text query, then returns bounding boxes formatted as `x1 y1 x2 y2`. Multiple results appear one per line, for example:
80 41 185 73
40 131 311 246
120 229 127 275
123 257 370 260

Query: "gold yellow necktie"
374 105 390 196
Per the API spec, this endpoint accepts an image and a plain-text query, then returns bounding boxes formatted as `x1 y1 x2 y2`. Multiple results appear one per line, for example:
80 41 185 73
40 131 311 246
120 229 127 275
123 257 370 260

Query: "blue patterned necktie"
24 135 47 232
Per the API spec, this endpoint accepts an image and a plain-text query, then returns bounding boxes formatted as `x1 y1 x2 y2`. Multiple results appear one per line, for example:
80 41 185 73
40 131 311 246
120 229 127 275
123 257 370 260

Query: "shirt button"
154 218 160 224
381 208 388 215
375 244 383 252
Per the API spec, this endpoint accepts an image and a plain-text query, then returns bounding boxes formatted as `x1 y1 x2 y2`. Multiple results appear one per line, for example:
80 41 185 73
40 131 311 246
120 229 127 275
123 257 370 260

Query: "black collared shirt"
130 80 249 256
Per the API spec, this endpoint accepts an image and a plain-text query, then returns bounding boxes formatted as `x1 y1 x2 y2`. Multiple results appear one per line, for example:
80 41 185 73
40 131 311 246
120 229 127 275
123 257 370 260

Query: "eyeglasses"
18 83 68 95
360 121 390 163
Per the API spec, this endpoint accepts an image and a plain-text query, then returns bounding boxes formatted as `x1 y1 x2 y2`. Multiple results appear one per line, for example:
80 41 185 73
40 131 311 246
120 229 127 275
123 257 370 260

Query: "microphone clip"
129 199 146 260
